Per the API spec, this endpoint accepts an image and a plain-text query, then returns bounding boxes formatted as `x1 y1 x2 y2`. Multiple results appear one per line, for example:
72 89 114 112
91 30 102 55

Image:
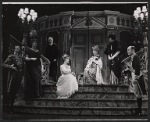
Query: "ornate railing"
136 49 148 91
14 55 50 102
41 55 50 85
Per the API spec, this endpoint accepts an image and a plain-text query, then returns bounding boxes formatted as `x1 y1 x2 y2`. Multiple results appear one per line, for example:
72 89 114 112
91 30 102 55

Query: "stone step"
13 106 148 115
43 91 136 99
15 99 148 108
42 84 130 92
2 114 148 120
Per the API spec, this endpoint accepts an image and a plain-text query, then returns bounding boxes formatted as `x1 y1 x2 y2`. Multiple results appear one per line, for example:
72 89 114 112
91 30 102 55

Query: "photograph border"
0 0 149 121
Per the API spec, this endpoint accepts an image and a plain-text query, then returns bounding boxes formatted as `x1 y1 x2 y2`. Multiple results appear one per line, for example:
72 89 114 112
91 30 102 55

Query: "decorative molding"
124 19 127 26
107 16 117 26
96 17 106 24
62 16 71 26
72 17 87 27
72 17 106 29
72 17 86 25
41 61 50 85
91 17 106 27
74 20 87 28
35 11 134 32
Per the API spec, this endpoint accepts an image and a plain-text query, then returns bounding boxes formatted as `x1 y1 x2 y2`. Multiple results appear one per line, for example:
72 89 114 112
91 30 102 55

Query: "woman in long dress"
56 54 78 99
84 45 105 85
25 40 42 99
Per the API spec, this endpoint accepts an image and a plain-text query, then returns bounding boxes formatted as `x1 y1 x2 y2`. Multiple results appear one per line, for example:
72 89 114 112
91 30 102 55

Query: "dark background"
2 3 147 59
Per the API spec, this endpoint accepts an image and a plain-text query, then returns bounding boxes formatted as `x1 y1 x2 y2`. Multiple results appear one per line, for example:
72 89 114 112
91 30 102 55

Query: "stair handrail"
41 55 50 85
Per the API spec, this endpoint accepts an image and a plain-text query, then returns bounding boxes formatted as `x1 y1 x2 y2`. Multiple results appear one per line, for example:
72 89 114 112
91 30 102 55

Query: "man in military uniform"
3 46 23 113
127 46 147 115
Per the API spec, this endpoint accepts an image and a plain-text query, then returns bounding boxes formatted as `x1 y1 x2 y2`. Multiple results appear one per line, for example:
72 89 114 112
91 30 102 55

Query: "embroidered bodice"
60 64 71 75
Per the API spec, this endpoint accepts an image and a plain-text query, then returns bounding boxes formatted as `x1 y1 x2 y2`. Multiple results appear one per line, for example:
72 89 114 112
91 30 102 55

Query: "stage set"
1 3 148 119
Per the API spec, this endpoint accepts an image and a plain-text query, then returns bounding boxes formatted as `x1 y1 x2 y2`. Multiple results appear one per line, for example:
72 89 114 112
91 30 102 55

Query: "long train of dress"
56 64 78 99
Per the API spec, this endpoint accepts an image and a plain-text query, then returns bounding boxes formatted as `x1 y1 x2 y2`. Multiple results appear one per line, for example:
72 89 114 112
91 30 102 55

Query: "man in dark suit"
104 34 121 84
127 46 147 115
3 46 23 113
45 36 58 81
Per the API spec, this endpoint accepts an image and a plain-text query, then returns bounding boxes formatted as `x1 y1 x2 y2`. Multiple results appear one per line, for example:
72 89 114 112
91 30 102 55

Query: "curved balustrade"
34 11 134 32
41 55 50 85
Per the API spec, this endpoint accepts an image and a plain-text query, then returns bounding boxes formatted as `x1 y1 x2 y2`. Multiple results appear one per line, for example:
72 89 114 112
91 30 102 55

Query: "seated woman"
56 54 78 99
83 45 105 85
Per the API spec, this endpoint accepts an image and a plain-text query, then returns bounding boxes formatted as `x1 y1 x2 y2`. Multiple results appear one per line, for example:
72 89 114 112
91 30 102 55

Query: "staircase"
13 84 148 116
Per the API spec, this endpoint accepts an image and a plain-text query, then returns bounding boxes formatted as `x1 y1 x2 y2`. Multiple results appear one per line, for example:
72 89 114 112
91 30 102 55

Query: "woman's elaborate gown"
84 56 105 85
25 49 42 99
56 64 78 99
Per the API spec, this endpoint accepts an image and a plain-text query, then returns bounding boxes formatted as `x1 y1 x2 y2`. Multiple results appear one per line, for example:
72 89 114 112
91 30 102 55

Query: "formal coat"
45 43 58 79
3 53 23 106
130 54 147 98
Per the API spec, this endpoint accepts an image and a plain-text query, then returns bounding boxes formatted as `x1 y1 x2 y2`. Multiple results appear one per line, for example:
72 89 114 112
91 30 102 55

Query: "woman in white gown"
84 45 105 85
56 54 78 99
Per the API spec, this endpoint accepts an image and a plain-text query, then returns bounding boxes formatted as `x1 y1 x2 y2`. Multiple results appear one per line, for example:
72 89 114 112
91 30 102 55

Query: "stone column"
62 30 71 55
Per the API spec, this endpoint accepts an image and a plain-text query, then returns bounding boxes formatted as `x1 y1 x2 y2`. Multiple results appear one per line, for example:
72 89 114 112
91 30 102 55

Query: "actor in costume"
3 46 23 113
84 45 105 85
126 46 147 115
104 34 121 84
25 40 42 99
56 54 78 99
45 36 58 81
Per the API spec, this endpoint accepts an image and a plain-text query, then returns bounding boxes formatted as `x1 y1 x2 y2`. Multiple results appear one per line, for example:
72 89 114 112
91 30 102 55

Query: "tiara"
92 45 99 51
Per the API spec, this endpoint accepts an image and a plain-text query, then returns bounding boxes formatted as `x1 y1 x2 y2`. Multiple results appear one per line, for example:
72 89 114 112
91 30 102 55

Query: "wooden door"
71 30 108 82
71 31 88 75
89 30 108 82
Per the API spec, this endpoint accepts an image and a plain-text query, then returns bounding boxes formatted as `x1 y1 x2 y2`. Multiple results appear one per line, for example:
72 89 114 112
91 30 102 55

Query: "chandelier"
133 5 148 72
18 8 38 23
133 5 148 32
17 8 38 46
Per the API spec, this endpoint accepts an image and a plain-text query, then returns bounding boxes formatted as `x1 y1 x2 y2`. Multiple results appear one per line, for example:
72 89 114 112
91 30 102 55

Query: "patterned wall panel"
107 16 117 26
72 17 106 29
73 47 86 75
61 16 72 29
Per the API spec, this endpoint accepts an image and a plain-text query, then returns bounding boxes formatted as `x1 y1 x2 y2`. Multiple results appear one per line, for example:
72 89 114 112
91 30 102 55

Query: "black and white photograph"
0 1 149 121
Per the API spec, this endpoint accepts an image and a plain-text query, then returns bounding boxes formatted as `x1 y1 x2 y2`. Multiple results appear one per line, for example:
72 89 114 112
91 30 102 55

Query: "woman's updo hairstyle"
108 34 116 40
62 54 70 62
92 45 100 53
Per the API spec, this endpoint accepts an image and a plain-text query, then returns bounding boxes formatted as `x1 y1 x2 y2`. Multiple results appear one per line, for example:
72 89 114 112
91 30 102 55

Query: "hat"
92 45 99 52
108 34 116 40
